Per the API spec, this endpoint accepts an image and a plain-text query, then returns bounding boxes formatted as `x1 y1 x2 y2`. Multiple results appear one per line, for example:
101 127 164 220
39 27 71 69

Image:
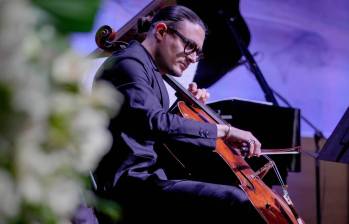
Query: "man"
93 5 264 223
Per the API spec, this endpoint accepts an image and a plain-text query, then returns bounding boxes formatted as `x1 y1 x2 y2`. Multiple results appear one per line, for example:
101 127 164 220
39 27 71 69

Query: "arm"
99 58 217 149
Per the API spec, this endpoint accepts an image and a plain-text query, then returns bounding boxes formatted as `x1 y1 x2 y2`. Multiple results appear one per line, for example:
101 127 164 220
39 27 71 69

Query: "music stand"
317 107 349 164
311 107 349 224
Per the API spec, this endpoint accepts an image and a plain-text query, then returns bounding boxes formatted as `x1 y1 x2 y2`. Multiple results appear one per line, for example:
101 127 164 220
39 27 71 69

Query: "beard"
166 62 185 77
168 70 182 77
160 63 182 77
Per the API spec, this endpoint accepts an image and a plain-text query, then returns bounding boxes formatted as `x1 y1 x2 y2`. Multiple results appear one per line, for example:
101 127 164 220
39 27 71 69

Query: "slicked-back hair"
150 5 207 32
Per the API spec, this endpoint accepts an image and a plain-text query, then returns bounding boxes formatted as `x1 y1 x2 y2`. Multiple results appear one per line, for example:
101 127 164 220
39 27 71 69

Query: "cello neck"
163 74 226 125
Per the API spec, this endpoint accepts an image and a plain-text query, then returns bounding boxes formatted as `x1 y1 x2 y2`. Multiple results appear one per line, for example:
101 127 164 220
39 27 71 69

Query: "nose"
186 51 198 63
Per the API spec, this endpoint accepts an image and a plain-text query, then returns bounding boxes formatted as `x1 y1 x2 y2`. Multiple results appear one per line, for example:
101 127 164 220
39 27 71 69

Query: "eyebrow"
168 27 202 51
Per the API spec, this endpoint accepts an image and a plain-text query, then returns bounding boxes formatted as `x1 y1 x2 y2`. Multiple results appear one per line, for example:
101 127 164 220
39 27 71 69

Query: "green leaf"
44 112 72 150
95 198 121 221
11 202 58 224
0 82 12 130
31 0 100 33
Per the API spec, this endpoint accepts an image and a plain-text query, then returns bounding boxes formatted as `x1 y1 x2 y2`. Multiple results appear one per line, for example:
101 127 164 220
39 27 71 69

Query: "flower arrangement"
0 0 121 223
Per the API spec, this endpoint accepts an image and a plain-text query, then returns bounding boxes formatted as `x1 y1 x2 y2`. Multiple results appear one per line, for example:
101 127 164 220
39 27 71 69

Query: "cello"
162 74 305 224
94 27 305 224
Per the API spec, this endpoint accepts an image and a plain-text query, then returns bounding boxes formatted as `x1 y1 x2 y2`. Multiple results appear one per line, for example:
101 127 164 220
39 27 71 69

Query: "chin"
172 72 183 77
168 67 183 77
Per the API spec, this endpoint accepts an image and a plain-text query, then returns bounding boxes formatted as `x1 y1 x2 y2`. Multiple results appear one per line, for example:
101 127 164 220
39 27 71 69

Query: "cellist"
92 5 264 223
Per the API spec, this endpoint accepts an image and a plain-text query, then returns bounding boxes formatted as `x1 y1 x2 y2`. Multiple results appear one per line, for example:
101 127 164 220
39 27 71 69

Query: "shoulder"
113 41 149 65
96 42 152 85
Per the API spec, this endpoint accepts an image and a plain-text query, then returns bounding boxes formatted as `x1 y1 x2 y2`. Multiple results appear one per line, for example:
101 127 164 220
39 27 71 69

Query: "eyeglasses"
167 27 204 62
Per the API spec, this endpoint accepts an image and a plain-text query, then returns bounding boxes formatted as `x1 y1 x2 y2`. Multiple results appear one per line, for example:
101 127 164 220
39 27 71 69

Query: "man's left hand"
188 82 210 104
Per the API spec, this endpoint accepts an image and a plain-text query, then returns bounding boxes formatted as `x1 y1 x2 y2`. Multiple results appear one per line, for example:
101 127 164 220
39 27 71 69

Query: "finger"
201 89 209 103
240 142 249 157
249 139 261 157
254 140 262 157
201 88 207 98
195 88 203 100
198 91 208 103
205 91 210 100
188 82 197 92
248 139 255 158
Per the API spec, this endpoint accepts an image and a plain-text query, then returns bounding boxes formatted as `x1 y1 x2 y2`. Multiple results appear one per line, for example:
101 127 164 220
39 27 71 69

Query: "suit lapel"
153 69 169 109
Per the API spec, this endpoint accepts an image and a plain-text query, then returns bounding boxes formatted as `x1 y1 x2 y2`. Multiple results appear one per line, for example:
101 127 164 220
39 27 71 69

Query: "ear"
154 22 168 39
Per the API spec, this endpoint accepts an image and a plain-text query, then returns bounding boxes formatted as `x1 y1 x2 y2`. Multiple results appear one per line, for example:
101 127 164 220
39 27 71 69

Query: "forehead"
175 20 205 48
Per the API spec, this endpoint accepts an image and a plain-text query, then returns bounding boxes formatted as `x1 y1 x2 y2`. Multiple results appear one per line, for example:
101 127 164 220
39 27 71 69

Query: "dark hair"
147 5 207 32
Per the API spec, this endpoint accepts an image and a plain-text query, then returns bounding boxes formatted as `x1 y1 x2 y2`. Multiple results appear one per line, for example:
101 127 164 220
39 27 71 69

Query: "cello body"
168 100 304 224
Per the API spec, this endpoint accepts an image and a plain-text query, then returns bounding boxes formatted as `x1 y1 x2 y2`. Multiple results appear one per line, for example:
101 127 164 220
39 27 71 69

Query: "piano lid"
177 0 251 88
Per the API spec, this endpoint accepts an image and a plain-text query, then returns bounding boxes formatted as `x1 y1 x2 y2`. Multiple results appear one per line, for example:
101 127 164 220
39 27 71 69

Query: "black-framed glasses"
167 27 204 62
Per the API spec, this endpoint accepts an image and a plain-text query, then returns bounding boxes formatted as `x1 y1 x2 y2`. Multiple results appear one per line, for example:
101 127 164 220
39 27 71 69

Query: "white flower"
22 32 43 60
18 173 43 203
17 142 68 177
72 108 111 171
0 170 20 218
12 72 50 123
0 1 35 78
46 177 81 217
90 80 124 114
51 92 81 115
75 107 108 131
52 50 90 84
0 0 121 222
77 127 112 172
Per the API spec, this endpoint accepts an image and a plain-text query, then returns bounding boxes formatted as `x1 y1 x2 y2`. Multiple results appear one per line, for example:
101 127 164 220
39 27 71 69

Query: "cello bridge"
250 161 274 179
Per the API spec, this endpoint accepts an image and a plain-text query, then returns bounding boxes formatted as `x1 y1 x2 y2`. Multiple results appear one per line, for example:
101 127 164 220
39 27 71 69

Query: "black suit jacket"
93 41 217 194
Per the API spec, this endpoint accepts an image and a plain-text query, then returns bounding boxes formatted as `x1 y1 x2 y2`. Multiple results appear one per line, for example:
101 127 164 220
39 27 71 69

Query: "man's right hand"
217 124 261 158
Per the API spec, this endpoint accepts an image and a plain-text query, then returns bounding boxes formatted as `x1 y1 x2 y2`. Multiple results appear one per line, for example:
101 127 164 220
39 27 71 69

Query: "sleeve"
100 57 217 149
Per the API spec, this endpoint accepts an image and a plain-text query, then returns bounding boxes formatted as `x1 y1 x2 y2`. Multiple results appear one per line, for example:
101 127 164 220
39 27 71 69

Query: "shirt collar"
133 40 160 73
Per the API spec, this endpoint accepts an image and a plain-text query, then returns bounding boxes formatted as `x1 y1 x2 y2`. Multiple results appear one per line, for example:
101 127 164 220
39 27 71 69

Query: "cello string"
263 155 286 187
